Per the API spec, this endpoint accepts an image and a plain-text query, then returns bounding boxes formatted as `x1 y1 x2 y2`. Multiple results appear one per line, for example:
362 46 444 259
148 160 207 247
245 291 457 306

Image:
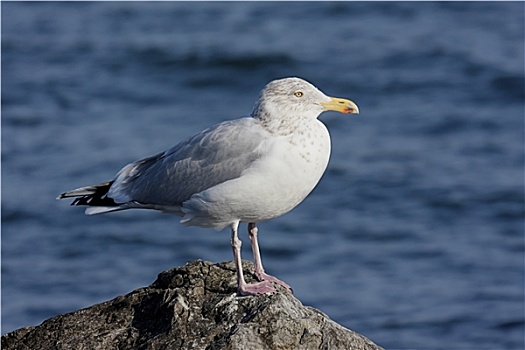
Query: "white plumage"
58 77 359 295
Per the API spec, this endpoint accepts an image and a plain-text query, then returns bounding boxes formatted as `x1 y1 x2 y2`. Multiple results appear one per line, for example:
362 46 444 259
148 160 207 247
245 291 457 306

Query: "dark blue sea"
2 2 524 349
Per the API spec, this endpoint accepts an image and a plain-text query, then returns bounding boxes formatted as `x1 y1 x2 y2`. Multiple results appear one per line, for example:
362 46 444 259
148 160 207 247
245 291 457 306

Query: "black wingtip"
56 181 117 207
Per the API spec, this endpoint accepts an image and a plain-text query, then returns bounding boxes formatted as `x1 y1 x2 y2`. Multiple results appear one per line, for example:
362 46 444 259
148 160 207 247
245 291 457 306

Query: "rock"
2 260 383 350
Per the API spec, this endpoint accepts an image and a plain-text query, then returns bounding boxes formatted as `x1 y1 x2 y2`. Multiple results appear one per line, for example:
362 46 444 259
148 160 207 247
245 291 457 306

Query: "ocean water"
2 2 524 349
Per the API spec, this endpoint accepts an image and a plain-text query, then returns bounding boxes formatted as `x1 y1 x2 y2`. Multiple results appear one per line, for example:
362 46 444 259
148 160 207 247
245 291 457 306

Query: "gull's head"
251 77 359 122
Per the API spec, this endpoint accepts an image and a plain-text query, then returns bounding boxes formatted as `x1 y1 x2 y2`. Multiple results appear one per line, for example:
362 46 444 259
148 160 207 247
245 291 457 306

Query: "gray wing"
108 117 267 206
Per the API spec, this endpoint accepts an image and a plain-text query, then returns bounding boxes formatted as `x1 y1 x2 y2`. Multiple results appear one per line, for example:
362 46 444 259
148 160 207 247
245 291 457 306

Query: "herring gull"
57 77 359 295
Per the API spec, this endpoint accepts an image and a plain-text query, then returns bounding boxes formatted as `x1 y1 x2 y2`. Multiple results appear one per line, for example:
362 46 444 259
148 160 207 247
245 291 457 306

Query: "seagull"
57 77 359 296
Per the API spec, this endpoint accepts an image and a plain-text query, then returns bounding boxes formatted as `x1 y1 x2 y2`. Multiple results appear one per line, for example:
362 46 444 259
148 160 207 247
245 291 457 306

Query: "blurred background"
2 2 523 349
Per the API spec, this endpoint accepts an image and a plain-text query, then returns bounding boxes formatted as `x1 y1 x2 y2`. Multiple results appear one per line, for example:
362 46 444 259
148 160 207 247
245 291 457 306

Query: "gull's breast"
180 120 332 228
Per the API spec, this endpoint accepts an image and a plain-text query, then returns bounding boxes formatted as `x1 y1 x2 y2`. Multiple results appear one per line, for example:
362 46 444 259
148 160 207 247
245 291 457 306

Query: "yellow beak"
322 97 359 114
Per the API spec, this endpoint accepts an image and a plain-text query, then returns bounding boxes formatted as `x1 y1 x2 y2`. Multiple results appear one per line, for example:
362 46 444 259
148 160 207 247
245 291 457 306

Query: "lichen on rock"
2 260 383 350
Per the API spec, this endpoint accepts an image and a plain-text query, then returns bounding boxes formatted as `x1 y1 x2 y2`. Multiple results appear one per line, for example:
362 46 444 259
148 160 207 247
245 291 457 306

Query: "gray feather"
108 117 268 206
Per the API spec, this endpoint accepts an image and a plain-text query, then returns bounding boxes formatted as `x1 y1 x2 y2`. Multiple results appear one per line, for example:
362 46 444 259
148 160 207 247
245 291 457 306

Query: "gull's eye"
294 91 304 98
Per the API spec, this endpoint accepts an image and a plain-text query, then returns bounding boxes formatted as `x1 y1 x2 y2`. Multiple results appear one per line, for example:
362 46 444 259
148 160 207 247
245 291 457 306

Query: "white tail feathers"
85 206 125 215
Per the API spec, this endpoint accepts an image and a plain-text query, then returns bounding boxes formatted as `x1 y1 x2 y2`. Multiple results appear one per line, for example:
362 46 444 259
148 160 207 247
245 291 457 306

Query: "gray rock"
2 260 383 350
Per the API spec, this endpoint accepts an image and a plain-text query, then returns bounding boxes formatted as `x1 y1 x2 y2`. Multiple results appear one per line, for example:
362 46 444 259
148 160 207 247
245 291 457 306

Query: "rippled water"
2 2 524 349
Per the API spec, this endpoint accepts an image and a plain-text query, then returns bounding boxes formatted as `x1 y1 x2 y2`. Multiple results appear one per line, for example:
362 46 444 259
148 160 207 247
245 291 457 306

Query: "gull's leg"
230 221 276 296
248 222 292 293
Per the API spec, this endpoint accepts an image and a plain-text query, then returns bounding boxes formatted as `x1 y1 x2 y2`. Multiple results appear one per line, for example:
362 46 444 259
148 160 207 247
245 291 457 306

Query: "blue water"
2 2 524 349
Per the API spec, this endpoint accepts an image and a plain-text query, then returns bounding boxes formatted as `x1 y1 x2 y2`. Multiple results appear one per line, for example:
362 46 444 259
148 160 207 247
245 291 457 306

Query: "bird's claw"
238 280 277 296
256 271 293 294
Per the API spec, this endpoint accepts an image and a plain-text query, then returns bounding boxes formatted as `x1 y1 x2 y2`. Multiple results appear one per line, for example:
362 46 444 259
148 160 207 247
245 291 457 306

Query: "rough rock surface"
2 260 383 350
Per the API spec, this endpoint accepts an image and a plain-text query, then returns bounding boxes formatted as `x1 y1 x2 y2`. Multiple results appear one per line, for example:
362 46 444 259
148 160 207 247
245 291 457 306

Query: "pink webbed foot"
255 271 293 294
247 222 293 294
238 280 277 296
